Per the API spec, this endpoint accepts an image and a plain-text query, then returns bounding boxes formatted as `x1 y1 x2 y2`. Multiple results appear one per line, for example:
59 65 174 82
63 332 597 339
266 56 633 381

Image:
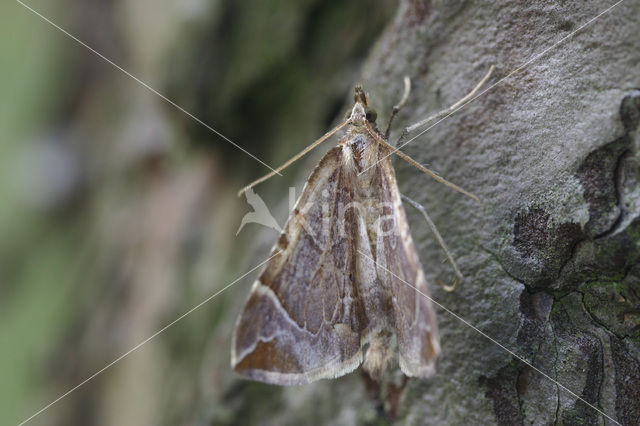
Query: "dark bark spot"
513 208 585 288
556 19 575 32
479 364 524 426
555 215 640 295
576 137 628 237
552 302 605 425
610 336 640 425
620 89 640 132
516 290 553 357
559 332 604 425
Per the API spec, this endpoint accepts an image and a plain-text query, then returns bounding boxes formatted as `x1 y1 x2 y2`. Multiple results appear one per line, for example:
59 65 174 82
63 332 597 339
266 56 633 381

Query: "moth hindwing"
231 87 440 385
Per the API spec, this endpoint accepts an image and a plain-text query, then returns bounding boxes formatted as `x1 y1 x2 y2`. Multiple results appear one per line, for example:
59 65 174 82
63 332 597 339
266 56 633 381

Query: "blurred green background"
1 0 397 424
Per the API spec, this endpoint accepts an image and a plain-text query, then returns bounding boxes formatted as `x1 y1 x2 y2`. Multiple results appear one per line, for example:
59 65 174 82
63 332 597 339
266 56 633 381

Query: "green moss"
580 280 640 340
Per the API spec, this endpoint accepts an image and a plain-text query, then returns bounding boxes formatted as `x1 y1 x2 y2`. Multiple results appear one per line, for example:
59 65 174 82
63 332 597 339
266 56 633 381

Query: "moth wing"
232 146 377 385
374 156 441 378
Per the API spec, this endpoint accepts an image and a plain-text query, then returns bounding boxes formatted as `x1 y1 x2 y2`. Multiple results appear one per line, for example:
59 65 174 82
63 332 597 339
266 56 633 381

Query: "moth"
232 68 493 385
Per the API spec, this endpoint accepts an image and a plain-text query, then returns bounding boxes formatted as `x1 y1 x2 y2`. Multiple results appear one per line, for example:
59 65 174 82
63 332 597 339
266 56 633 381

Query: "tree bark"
222 1 640 425
354 1 640 425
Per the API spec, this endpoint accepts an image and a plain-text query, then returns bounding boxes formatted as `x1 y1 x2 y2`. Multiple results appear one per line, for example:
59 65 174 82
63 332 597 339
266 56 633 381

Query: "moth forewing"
231 146 375 385
232 89 440 385
372 154 440 378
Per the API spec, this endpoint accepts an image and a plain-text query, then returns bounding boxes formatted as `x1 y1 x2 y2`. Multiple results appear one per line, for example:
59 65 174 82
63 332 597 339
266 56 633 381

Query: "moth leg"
384 76 411 139
401 193 462 292
237 120 348 197
397 65 494 145
364 122 480 202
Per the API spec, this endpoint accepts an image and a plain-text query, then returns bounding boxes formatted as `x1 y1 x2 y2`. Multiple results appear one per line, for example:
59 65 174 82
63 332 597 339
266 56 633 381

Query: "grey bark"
355 1 640 425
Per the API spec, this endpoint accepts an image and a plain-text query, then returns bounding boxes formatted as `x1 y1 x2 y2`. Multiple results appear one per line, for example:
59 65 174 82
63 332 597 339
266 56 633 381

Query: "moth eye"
365 108 377 123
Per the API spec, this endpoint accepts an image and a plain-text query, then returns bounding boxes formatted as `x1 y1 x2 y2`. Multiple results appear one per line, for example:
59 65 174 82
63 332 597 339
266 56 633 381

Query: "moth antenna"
398 65 495 144
237 120 348 197
401 194 463 292
364 122 481 202
385 76 411 139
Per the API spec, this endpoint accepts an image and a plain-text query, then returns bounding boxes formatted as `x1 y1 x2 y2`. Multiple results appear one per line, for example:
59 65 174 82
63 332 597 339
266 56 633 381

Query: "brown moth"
232 71 492 385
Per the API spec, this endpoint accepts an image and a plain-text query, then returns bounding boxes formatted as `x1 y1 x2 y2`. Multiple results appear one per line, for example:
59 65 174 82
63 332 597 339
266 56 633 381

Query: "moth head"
348 102 367 123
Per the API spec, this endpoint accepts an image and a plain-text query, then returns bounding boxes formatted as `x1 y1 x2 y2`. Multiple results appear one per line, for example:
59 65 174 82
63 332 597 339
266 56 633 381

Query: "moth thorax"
349 102 366 122
343 134 378 175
